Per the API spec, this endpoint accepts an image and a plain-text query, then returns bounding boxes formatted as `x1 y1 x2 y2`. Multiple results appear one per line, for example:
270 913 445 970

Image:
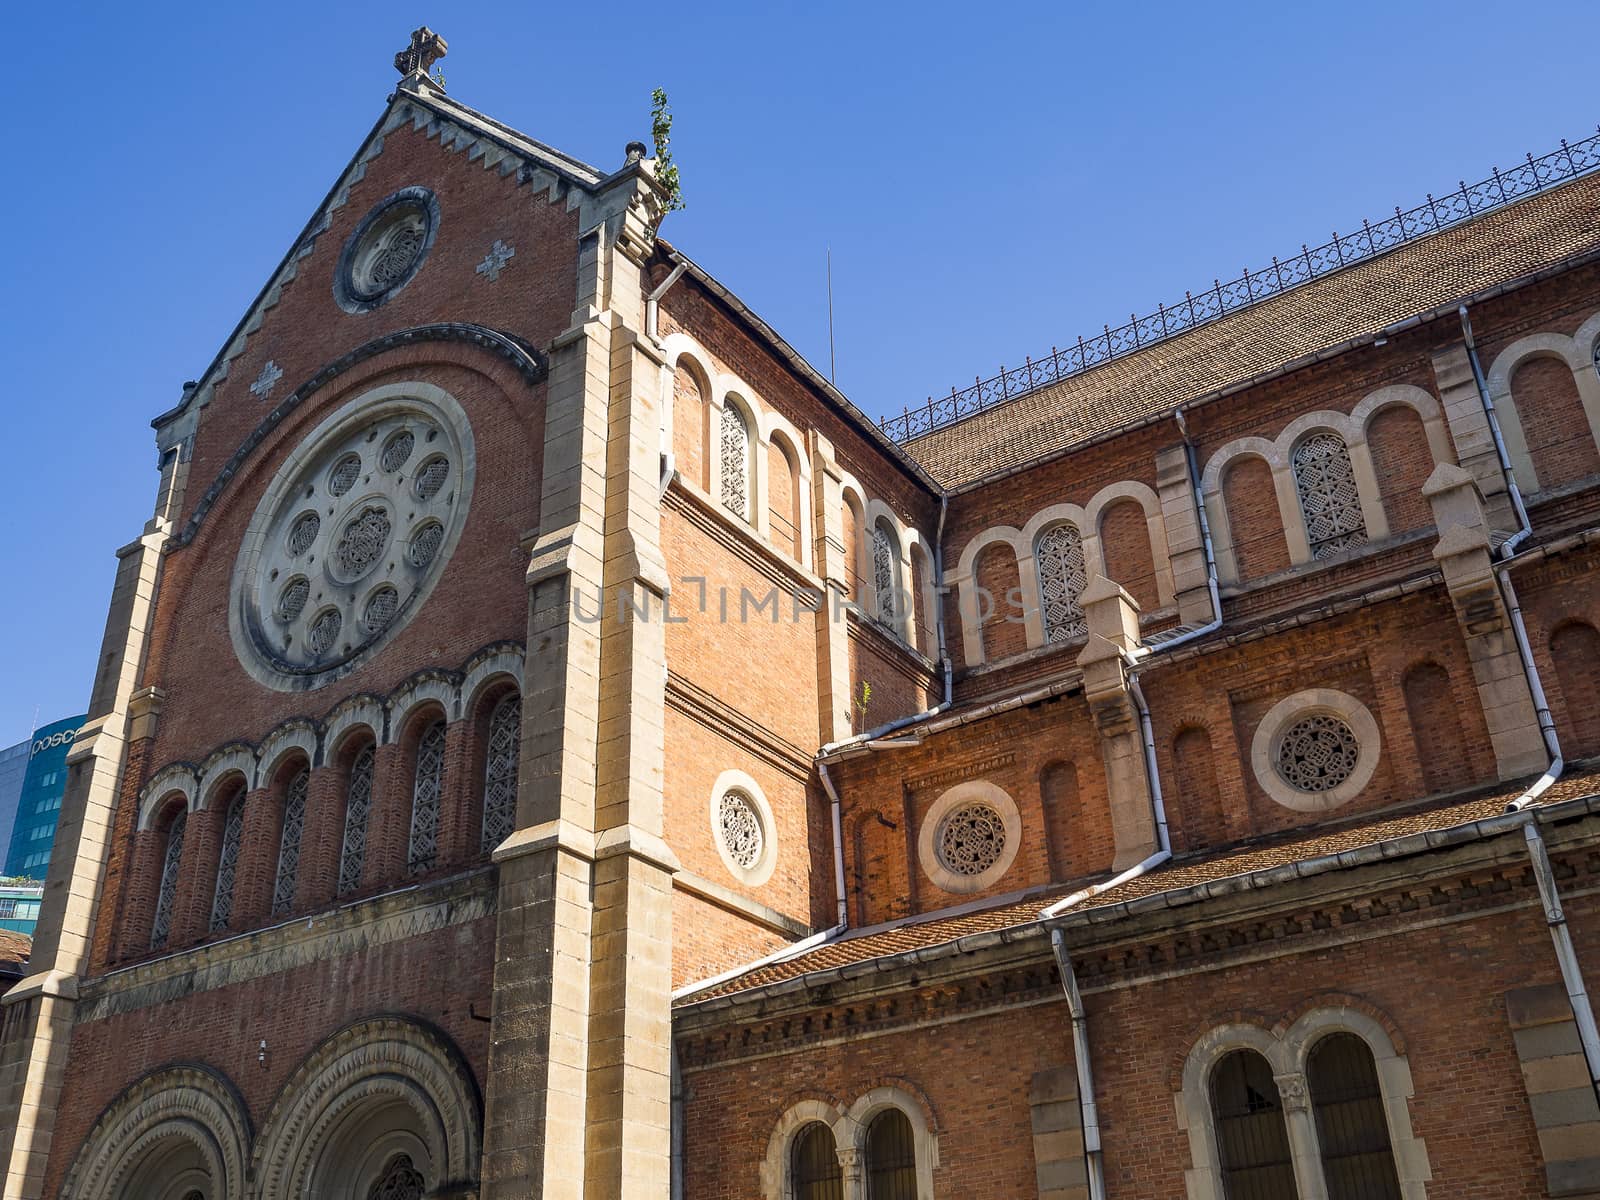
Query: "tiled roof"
0 930 31 971
681 769 1600 1005
903 173 1600 488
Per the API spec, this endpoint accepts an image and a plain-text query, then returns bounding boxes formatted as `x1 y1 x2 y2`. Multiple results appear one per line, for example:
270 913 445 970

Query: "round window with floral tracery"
230 385 474 691
1274 714 1361 793
936 802 1007 877
717 790 764 871
334 187 439 313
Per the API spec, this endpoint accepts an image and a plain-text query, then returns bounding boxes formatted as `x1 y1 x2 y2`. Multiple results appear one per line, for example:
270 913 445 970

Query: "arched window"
1036 523 1088 642
863 1108 918 1200
151 808 186 950
720 402 750 521
271 767 309 915
208 791 246 932
1308 1034 1402 1200
872 520 902 628
408 721 446 875
338 745 375 895
366 1152 425 1200
1209 1049 1297 1199
1292 432 1367 559
791 1122 843 1200
481 695 520 852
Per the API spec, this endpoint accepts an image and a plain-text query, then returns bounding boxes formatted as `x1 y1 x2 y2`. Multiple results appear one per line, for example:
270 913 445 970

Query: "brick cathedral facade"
2 31 1600 1200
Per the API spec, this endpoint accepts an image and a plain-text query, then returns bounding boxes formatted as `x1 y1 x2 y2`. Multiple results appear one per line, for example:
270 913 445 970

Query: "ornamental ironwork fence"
880 128 1600 444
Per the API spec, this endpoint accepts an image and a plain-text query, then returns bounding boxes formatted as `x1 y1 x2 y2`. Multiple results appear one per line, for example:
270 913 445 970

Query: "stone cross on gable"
394 27 447 78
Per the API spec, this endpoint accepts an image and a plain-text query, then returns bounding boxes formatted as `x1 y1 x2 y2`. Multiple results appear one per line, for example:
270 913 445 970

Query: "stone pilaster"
0 522 167 1200
1430 344 1520 534
810 434 855 745
1029 1066 1089 1200
1505 984 1600 1197
1076 576 1159 870
1423 464 1547 779
1154 443 1215 626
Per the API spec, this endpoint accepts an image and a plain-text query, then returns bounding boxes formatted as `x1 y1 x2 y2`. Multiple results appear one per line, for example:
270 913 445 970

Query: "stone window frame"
333 186 441 315
763 1086 939 1200
1249 688 1382 813
709 769 778 887
1176 1009 1430 1200
916 780 1022 895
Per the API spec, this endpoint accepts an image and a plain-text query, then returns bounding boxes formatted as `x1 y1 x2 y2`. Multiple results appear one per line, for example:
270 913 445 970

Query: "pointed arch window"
271 768 309 915
1292 432 1367 559
872 520 902 628
481 695 520 852
864 1108 918 1200
1210 1049 1298 1199
720 402 750 521
408 721 446 874
791 1122 843 1200
151 808 186 949
1308 1033 1402 1200
208 792 246 932
338 745 375 895
1036 522 1088 642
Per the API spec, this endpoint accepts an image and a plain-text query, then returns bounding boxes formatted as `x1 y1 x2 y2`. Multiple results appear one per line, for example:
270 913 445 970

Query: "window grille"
151 810 186 949
720 403 749 520
367 1153 425 1200
408 722 446 875
271 770 308 915
792 1122 844 1200
208 794 246 932
718 789 764 870
937 802 1006 876
338 746 375 895
1210 1049 1298 1200
1309 1034 1402 1200
481 696 520 852
1293 432 1367 559
1036 523 1088 642
864 1108 918 1200
872 522 900 627
1275 714 1360 794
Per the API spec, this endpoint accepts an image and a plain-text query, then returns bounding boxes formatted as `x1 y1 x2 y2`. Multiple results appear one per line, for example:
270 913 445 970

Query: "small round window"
1250 688 1382 813
708 772 777 885
334 187 440 313
917 781 1022 894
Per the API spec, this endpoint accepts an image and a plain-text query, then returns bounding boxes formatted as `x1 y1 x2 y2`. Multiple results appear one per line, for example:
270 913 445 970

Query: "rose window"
231 390 473 689
1274 714 1361 793
718 789 764 870
936 802 1007 876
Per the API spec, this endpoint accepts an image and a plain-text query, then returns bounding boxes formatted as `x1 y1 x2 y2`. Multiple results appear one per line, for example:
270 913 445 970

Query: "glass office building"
2 715 87 879
0 739 27 871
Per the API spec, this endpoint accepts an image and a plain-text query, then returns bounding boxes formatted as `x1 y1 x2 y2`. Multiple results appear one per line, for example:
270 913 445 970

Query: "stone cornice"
665 671 814 781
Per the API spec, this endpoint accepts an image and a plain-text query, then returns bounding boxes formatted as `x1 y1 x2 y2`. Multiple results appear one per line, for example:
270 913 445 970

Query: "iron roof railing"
881 127 1600 444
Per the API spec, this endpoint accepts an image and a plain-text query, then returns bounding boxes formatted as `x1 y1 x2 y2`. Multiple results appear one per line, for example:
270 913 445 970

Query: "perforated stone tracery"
308 609 342 656
1275 714 1361 793
362 586 399 635
1037 523 1088 642
367 1154 425 1200
335 507 393 580
381 431 415 473
287 512 321 556
415 455 450 500
1292 432 1368 559
937 802 1006 876
720 403 749 520
328 454 362 495
718 789 764 870
409 521 444 568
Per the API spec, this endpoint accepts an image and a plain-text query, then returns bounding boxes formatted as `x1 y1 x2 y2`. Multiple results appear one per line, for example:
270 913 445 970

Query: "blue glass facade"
0 739 27 871
2 715 86 880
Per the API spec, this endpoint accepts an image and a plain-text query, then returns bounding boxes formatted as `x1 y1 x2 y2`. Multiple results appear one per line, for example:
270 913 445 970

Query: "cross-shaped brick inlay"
250 360 284 400
476 240 515 282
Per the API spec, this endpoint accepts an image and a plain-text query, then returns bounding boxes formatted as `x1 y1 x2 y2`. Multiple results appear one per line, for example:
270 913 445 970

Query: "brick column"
1423 464 1547 779
232 787 279 928
435 719 477 869
172 805 224 945
1076 576 1159 870
366 742 411 889
1505 984 1600 1196
1155 443 1215 627
295 764 344 912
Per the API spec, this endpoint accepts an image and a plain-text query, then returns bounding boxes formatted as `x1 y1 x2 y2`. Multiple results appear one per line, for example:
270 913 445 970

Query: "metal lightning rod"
827 247 837 385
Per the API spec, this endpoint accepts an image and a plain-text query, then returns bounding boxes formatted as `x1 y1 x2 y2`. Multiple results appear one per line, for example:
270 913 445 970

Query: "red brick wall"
673 361 709 491
1549 621 1600 760
673 890 789 991
975 543 1028 661
1222 455 1290 581
1401 661 1475 795
768 440 800 559
1514 356 1599 493
1099 498 1159 612
1366 404 1436 537
1169 725 1226 852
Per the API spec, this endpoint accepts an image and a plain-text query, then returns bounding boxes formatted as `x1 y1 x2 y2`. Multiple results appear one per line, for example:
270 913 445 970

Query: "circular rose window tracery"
1274 714 1361 793
230 384 474 691
334 187 440 314
717 790 764 871
937 802 1007 877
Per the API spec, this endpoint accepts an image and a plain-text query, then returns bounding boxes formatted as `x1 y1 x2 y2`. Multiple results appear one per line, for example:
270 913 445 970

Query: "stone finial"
394 26 447 79
624 141 648 165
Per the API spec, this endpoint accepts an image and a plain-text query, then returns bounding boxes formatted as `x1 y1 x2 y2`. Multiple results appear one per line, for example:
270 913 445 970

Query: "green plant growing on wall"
854 680 872 730
651 88 686 213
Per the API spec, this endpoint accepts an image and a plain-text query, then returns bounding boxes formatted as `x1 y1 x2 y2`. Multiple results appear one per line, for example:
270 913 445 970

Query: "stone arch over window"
768 430 804 561
671 348 713 491
1401 661 1471 796
841 1084 939 1200
1549 620 1600 759
972 538 1028 663
791 1122 844 1200
718 394 755 522
1177 1022 1292 1200
1486 325 1600 494
1038 760 1083 881
1083 480 1175 612
1170 724 1226 853
1034 521 1090 644
251 1016 481 1200
1291 430 1368 559
1210 1046 1297 1197
1352 386 1451 539
58 1066 250 1200
137 766 198 832
761 1097 848 1200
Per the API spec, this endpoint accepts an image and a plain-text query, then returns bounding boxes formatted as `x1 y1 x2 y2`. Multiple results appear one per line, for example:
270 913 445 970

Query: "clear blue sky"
2 1 1594 738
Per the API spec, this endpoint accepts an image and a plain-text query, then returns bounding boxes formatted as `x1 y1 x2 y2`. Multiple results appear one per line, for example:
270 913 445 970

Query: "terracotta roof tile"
903 175 1600 488
0 930 31 970
682 770 1600 1004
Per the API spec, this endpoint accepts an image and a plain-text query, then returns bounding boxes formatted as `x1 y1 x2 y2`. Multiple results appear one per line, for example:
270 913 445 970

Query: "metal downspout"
1051 928 1107 1200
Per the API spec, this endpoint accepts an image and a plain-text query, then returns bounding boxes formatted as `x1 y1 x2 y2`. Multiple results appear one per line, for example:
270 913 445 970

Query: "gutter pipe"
1461 301 1598 1095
